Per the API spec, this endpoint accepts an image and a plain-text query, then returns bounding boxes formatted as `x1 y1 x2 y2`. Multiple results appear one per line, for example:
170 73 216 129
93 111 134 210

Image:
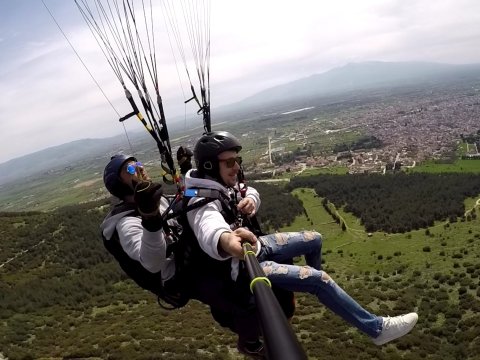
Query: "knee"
315 232 323 248
319 270 332 283
303 231 322 248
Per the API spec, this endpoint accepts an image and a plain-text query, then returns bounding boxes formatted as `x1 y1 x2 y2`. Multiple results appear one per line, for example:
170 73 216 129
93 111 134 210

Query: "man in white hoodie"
185 131 419 347
100 154 185 305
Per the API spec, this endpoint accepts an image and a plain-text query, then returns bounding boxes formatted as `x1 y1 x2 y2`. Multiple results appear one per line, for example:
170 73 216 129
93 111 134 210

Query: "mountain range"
1 61 480 186
233 61 480 107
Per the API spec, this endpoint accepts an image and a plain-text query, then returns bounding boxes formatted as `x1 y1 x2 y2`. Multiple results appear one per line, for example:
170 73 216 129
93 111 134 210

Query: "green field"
408 159 480 173
284 187 480 286
298 166 349 176
283 189 480 273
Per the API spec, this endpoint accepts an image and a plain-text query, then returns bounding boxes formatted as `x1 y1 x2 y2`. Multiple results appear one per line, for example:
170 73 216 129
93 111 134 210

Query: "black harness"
102 202 188 309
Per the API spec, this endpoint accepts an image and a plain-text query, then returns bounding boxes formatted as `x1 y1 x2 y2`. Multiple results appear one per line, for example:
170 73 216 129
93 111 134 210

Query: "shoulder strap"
165 188 230 220
184 187 229 201
109 201 138 217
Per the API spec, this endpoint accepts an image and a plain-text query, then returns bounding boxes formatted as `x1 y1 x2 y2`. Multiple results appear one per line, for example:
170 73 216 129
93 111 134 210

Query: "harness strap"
109 201 138 216
165 188 231 221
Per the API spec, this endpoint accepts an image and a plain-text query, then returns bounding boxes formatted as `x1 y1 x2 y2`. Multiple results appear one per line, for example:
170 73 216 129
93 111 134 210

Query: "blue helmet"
103 154 137 199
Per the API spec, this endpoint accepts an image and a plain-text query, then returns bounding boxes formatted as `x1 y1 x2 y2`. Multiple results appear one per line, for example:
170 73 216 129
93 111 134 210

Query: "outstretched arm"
218 227 257 259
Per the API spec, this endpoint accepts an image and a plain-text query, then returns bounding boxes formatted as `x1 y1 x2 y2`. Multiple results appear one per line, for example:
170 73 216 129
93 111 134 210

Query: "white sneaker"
372 313 418 346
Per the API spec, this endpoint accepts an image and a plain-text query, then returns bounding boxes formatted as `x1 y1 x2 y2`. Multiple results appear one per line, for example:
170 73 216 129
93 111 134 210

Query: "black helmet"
194 131 242 179
103 154 137 199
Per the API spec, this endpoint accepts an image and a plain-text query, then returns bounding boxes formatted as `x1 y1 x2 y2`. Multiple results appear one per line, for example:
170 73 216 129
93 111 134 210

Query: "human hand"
133 181 163 216
219 228 257 258
135 164 150 181
237 197 256 216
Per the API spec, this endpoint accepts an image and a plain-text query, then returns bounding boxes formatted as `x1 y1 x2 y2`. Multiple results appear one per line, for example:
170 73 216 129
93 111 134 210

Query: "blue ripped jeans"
257 231 383 338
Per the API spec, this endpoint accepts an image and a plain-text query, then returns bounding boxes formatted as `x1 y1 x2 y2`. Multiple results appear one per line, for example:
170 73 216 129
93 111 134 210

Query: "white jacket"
100 197 176 283
184 170 261 280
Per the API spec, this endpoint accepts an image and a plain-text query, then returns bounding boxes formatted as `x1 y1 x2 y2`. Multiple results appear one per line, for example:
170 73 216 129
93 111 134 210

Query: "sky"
1 0 480 164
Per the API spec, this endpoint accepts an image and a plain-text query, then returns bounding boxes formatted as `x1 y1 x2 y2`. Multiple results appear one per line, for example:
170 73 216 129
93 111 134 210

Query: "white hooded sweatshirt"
99 197 176 283
184 169 262 280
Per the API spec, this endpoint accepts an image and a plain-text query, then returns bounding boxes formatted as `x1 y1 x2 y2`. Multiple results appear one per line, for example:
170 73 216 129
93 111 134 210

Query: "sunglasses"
125 162 143 175
219 156 242 168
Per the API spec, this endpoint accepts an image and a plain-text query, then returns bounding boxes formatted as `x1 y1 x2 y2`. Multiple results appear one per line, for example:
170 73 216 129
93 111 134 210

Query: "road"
465 197 480 216
0 239 45 269
254 178 290 183
253 163 307 183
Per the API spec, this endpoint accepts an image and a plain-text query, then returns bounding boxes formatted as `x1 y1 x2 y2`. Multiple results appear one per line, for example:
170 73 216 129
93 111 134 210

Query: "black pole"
242 243 307 360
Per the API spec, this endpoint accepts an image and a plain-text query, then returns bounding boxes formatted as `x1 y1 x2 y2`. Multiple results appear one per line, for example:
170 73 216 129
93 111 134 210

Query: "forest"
254 182 305 231
333 135 383 153
288 172 480 233
1 178 480 359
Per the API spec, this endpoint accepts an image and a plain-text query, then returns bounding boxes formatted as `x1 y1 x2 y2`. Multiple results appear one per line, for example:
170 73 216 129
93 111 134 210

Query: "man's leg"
261 261 383 337
258 231 322 270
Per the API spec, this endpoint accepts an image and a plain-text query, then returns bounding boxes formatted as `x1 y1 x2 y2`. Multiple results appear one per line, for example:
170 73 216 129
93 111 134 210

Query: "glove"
177 146 193 162
134 180 163 215
133 181 164 232
177 146 193 175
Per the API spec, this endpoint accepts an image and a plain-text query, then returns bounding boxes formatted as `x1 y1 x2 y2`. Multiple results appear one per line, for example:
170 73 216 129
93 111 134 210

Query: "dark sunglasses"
219 156 242 168
125 161 143 175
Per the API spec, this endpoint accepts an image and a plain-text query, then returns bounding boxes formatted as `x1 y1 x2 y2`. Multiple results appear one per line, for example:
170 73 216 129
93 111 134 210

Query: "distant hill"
227 61 480 109
0 135 134 186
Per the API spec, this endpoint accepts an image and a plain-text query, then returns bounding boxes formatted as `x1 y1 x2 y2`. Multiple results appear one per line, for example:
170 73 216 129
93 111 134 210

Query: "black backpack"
102 202 189 309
